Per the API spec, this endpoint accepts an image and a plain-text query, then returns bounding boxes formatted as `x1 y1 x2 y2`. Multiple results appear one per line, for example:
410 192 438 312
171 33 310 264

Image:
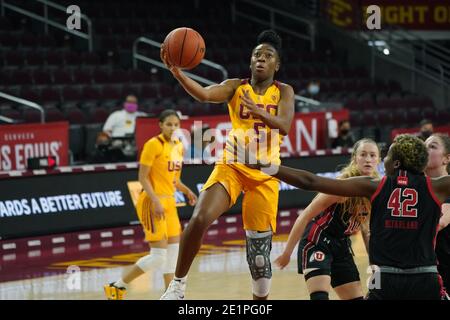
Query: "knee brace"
310 291 329 300
163 243 179 274
136 248 167 273
246 230 273 297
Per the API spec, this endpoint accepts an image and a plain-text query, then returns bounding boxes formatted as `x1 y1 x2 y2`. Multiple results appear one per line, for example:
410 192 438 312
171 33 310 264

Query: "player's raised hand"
241 90 262 118
160 44 181 78
274 252 290 269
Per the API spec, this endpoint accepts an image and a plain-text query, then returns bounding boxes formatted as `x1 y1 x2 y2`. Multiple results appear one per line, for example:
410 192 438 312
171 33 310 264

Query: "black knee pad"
310 291 329 300
245 230 272 280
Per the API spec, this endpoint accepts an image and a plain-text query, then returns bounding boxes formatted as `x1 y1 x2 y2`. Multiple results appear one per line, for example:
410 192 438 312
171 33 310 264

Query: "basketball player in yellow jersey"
104 110 197 300
160 30 295 300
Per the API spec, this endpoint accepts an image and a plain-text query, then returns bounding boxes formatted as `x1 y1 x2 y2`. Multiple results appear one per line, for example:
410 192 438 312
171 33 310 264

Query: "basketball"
163 27 206 70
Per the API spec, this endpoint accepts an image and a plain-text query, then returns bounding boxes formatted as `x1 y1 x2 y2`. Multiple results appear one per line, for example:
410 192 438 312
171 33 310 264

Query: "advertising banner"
391 126 450 140
0 122 69 171
135 110 349 156
0 154 351 240
323 0 450 30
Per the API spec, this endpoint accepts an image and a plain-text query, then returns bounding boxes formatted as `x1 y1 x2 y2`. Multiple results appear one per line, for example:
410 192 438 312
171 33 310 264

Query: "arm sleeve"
139 138 163 167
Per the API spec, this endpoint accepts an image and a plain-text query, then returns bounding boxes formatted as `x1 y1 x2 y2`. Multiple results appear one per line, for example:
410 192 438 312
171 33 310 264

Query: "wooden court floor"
0 233 370 300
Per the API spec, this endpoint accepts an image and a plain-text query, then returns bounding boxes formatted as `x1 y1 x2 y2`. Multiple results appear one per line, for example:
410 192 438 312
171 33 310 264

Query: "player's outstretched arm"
431 175 450 204
161 45 239 103
275 193 341 269
273 165 379 198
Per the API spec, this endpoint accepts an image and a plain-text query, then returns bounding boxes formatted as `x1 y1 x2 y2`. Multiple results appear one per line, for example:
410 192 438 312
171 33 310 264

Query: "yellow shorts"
135 192 181 242
201 164 280 232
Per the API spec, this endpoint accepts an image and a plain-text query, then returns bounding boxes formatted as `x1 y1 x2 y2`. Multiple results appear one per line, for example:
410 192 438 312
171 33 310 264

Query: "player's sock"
174 275 187 283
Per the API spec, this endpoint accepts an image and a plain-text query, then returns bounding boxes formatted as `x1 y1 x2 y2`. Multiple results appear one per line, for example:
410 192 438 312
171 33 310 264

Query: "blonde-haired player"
104 109 197 300
160 30 295 300
275 138 380 300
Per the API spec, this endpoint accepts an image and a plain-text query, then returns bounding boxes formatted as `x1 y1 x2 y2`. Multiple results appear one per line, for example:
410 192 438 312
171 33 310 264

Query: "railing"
1 0 93 51
0 115 15 124
0 92 45 123
232 0 316 51
356 26 450 106
133 37 321 107
358 26 450 87
132 37 228 86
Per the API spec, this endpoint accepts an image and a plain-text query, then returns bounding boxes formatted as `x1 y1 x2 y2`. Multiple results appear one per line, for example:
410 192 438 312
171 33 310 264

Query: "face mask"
421 130 432 139
124 102 138 113
340 128 350 135
308 84 320 95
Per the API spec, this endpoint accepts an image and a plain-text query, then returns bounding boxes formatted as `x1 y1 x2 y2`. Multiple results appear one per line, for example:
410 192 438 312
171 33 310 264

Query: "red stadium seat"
73 69 92 84
53 70 73 85
82 86 101 100
32 69 52 85
41 87 61 102
65 108 87 124
89 107 110 124
61 86 82 101
9 70 32 85
101 85 122 100
45 51 64 65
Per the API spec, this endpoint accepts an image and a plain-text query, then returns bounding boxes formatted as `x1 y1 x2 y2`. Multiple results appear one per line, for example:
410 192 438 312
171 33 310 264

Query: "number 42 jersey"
370 170 442 269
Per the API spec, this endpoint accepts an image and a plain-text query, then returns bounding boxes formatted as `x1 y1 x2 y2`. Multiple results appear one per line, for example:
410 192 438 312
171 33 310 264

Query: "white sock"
174 275 187 283
163 243 179 274
114 279 128 290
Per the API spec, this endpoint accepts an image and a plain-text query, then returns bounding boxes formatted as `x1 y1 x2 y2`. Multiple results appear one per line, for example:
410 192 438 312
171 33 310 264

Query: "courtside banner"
0 154 350 240
0 170 138 240
0 122 69 171
136 110 349 155
323 0 450 30
391 125 450 140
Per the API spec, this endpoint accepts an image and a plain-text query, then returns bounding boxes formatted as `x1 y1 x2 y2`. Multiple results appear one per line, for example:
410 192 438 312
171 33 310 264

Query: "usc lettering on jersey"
140 134 184 196
221 79 283 182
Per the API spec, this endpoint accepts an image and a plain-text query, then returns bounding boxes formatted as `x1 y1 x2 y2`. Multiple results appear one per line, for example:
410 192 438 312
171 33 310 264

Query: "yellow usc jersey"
221 79 283 181
139 134 184 196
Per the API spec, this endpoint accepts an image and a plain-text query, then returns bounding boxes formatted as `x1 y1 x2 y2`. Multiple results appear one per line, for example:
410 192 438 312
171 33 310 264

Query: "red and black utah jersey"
370 170 442 269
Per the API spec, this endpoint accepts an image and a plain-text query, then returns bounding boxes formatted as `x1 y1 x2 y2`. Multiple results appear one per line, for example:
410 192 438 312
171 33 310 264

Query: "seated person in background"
418 119 434 141
332 120 355 149
89 132 127 164
103 95 148 159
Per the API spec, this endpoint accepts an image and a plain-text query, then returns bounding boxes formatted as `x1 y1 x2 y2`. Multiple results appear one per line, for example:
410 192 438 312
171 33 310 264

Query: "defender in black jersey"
248 134 450 299
297 204 368 292
275 139 379 300
425 134 450 295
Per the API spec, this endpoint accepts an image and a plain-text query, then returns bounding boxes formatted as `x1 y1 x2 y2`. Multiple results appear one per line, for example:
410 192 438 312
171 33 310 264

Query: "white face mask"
308 84 320 95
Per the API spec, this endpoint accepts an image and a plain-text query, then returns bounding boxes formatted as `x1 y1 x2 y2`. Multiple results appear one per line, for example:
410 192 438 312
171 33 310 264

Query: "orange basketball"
163 27 206 70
